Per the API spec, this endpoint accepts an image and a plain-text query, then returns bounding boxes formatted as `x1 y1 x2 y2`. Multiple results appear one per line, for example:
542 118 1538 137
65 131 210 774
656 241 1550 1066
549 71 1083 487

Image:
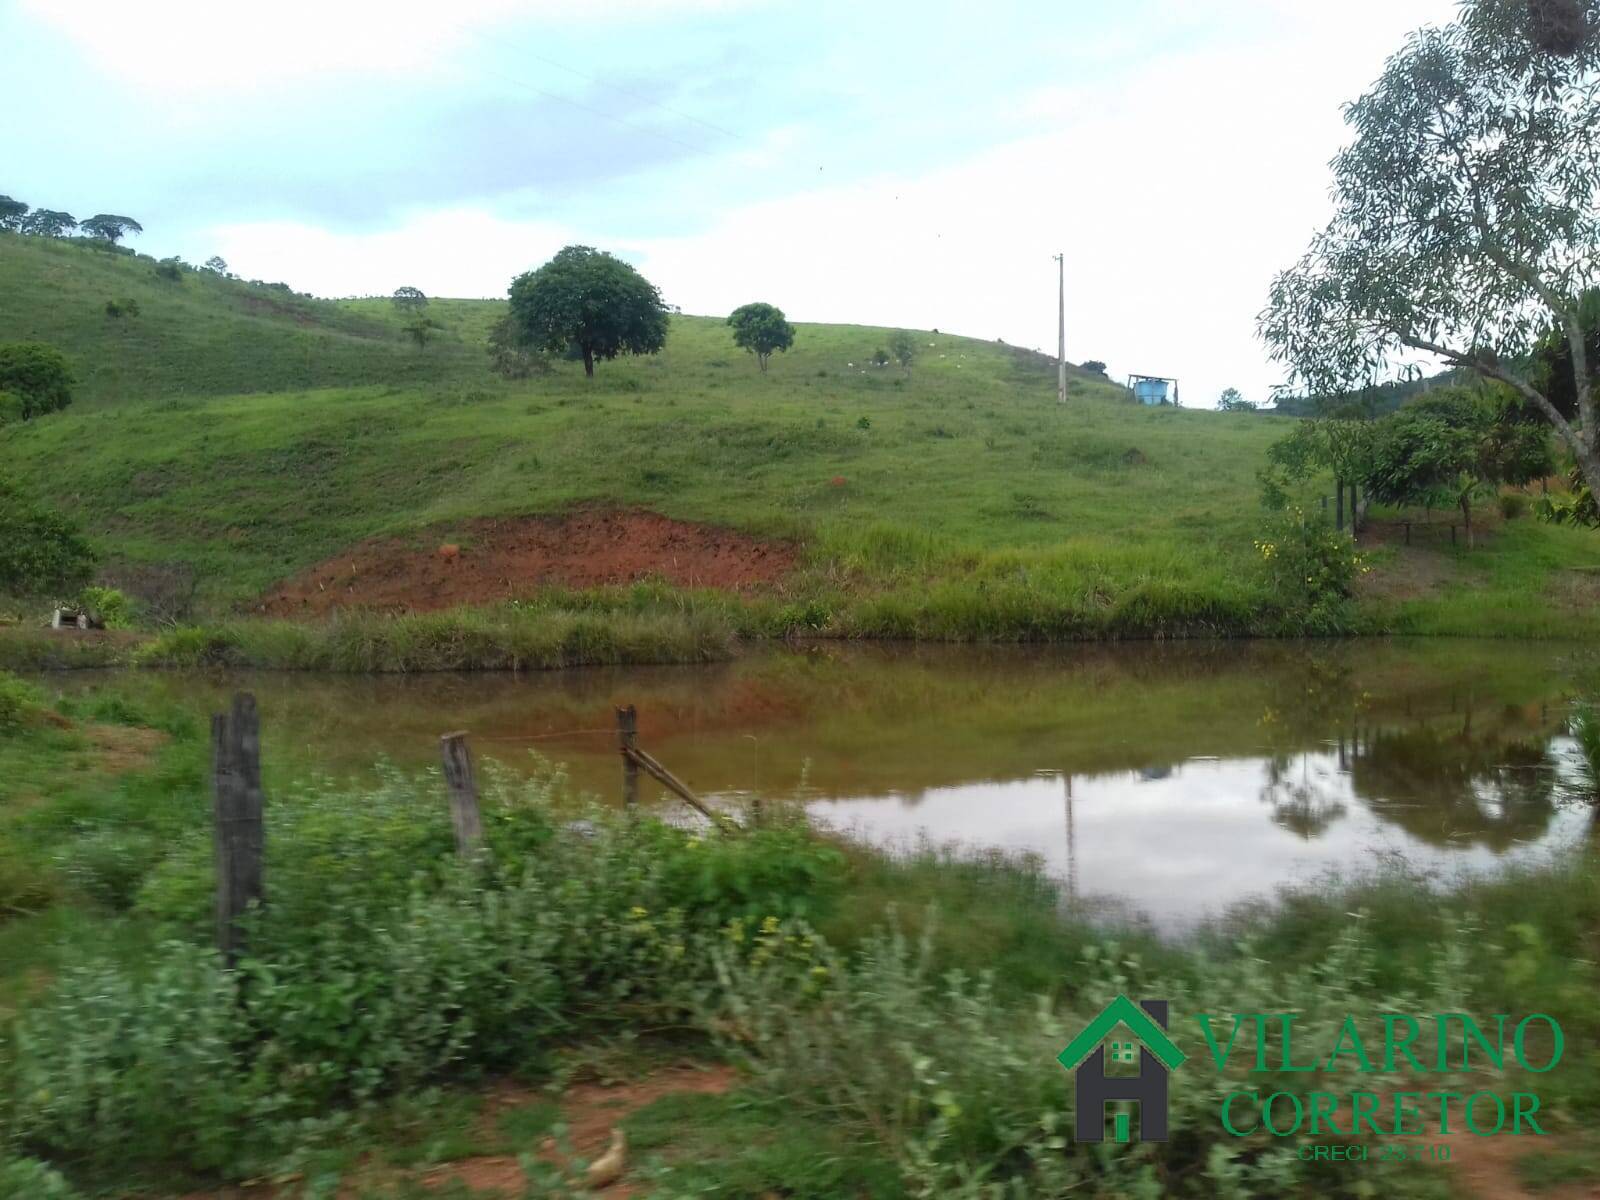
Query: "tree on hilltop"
79 214 143 244
0 196 26 232
727 302 796 372
508 246 669 378
392 286 428 312
20 210 76 237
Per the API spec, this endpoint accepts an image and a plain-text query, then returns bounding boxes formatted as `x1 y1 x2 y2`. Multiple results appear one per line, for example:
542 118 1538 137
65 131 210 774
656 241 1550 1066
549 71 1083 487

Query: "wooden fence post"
1335 478 1345 532
213 692 265 968
440 732 484 859
617 705 639 809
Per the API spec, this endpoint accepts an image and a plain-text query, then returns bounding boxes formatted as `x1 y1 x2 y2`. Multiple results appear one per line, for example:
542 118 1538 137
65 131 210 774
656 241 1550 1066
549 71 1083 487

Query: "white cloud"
202 0 1463 407
209 209 579 297
20 0 754 92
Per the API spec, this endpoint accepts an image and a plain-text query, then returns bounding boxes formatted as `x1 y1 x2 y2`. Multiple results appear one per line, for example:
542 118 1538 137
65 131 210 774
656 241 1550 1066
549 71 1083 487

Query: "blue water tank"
1134 378 1169 406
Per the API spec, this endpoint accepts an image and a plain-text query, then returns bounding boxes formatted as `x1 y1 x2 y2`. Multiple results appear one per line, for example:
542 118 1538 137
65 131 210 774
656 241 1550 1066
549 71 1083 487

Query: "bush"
1499 491 1531 519
153 257 185 282
0 671 42 733
699 915 1472 1197
0 342 73 419
77 585 133 629
0 1157 82 1199
103 297 140 319
0 480 97 602
1253 507 1364 627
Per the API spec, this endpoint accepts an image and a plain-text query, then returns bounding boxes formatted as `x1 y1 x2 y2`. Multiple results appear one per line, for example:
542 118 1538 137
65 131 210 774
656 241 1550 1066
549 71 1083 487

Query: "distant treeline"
1268 369 1466 418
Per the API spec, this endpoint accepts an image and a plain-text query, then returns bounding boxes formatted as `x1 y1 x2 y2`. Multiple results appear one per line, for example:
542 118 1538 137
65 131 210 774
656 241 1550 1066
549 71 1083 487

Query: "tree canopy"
0 479 96 602
508 246 669 378
0 343 74 420
392 286 428 311
20 209 76 238
1260 0 1600 497
726 302 796 372
0 196 26 232
79 214 143 243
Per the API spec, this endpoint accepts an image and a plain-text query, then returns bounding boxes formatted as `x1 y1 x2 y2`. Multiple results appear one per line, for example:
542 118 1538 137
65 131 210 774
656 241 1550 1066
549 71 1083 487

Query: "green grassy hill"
0 233 485 404
2 230 1597 652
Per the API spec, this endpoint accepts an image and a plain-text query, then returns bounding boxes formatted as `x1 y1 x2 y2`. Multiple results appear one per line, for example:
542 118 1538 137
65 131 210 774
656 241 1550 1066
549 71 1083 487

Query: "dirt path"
258 510 796 616
1448 1133 1598 1200
416 1063 739 1198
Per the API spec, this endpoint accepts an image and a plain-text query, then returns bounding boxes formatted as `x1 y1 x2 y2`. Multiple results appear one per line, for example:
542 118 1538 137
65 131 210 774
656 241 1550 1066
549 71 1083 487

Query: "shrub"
103 297 140 319
1253 506 1364 627
153 257 185 282
0 482 97 602
0 1157 81 1199
78 585 133 629
0 342 73 419
1499 491 1531 519
0 671 42 733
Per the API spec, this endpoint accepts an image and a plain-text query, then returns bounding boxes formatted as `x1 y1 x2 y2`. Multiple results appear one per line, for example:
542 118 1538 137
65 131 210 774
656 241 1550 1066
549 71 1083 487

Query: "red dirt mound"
258 510 797 616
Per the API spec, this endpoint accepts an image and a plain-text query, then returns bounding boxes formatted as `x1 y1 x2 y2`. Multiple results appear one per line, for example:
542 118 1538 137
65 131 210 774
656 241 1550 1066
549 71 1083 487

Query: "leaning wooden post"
617 705 640 809
213 692 265 968
1335 477 1345 532
440 732 484 859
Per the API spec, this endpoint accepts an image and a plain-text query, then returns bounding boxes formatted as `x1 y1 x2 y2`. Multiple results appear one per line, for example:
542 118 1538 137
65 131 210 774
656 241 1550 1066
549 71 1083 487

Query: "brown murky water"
40 639 1600 929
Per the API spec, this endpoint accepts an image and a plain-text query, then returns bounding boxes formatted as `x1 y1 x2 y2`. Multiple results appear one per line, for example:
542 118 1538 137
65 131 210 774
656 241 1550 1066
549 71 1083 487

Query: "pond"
40 639 1600 931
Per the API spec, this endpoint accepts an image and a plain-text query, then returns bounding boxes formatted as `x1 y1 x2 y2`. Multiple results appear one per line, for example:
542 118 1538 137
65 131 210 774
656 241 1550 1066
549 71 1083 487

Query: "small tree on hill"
20 209 75 238
79 214 143 244
1218 388 1257 412
203 256 229 275
726 302 796 372
1263 415 1377 531
0 196 26 232
0 479 97 601
486 313 551 379
1082 360 1108 374
508 245 669 378
889 331 916 373
0 343 73 420
392 286 428 312
404 316 441 349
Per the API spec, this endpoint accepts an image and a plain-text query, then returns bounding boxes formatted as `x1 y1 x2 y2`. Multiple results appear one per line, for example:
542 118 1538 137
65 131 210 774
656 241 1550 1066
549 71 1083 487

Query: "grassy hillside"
0 233 485 404
2 231 1599 650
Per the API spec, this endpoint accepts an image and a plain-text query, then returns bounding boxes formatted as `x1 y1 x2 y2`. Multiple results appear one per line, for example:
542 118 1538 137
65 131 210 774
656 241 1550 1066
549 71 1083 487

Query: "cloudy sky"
3 0 1461 406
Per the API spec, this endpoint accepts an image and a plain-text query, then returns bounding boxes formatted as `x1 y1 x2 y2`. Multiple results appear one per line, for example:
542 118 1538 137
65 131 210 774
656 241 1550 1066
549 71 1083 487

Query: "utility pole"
1054 252 1067 404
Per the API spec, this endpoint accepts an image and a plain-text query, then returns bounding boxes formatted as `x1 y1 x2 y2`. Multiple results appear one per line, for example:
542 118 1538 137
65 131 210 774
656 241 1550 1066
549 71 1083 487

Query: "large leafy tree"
508 246 669 378
0 196 26 231
20 209 76 238
727 302 796 372
79 214 143 243
1261 0 1600 497
0 480 96 601
0 343 73 419
392 285 428 312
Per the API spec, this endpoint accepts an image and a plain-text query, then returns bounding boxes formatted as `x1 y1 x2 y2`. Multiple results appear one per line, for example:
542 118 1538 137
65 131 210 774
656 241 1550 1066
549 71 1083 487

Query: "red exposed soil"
257 510 798 617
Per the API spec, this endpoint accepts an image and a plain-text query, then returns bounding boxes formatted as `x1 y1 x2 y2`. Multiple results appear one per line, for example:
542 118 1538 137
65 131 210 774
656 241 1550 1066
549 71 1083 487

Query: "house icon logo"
1057 995 1186 1143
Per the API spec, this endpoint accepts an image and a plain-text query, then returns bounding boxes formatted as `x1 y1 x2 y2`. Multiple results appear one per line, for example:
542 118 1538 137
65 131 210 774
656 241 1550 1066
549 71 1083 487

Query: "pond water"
42 639 1600 931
